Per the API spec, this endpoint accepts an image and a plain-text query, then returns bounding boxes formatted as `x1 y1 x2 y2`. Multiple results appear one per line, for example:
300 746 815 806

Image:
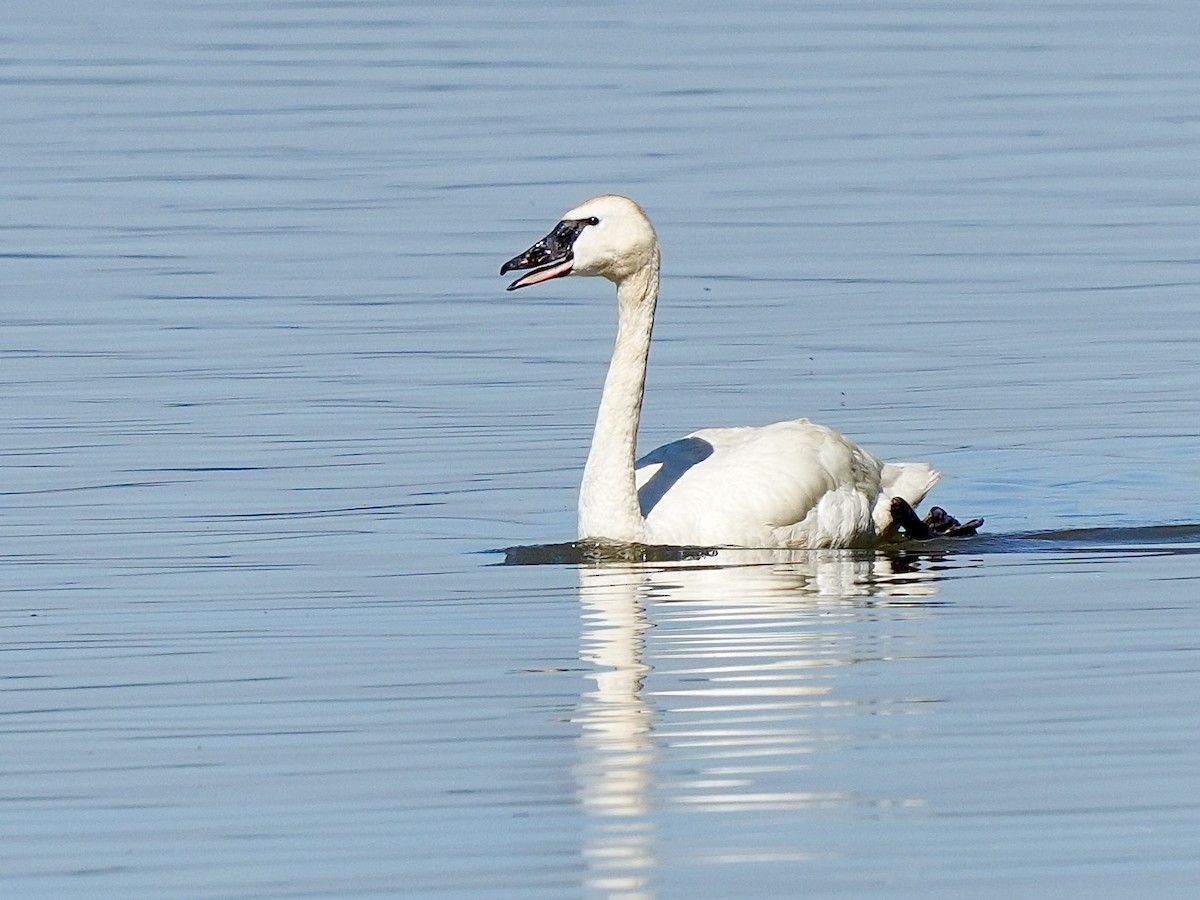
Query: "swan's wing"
637 419 887 547
635 435 715 510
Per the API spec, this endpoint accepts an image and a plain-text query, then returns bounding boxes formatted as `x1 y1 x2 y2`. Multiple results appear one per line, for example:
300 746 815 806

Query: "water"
3 0 1199 896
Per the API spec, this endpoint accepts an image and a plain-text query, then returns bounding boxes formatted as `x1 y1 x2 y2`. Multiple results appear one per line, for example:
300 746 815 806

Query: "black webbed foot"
890 497 984 540
890 496 931 539
923 506 984 537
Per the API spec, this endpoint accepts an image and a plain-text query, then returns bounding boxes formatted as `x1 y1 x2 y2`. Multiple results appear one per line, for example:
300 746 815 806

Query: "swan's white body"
503 195 939 549
633 422 938 549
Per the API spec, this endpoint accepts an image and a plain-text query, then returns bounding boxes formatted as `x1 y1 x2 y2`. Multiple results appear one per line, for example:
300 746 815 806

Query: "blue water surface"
3 1 1199 897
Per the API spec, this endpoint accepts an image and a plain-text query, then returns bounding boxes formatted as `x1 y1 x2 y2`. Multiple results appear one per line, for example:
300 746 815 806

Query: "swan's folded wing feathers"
640 419 885 546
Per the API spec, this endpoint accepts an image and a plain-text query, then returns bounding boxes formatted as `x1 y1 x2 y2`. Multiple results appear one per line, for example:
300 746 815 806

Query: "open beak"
500 219 589 291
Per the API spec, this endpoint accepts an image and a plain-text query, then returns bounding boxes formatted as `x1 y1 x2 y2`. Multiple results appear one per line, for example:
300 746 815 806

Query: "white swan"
501 194 961 549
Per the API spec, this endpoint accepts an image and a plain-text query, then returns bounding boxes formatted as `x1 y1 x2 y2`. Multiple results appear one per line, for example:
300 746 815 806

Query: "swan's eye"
585 216 599 226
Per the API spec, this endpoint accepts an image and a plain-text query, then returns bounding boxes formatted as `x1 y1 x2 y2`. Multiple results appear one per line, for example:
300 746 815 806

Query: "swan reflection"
574 549 947 897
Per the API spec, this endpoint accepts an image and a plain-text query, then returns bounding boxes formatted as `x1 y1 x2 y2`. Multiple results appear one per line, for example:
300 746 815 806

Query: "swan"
501 194 978 549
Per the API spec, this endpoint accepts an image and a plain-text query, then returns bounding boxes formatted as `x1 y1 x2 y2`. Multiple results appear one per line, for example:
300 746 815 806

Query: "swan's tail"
873 462 940 533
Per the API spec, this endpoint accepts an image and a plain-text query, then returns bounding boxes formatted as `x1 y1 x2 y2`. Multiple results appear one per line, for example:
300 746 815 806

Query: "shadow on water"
497 522 1200 567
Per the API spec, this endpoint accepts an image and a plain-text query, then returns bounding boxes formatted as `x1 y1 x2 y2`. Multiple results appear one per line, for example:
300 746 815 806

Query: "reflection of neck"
578 251 660 543
576 566 655 891
579 570 652 763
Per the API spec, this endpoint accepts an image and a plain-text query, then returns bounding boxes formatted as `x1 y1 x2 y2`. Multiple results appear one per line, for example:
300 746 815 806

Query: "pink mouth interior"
512 258 573 289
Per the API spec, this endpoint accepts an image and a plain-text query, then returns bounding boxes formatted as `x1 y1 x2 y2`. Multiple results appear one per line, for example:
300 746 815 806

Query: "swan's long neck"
578 251 660 543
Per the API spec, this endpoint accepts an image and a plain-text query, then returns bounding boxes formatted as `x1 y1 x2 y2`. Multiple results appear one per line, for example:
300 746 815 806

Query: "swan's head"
501 194 657 291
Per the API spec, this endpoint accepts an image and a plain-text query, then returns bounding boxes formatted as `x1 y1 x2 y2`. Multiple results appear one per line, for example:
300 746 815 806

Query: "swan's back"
635 418 930 548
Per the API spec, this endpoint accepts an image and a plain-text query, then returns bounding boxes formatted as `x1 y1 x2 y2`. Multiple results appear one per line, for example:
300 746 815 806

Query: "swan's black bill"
501 218 591 291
